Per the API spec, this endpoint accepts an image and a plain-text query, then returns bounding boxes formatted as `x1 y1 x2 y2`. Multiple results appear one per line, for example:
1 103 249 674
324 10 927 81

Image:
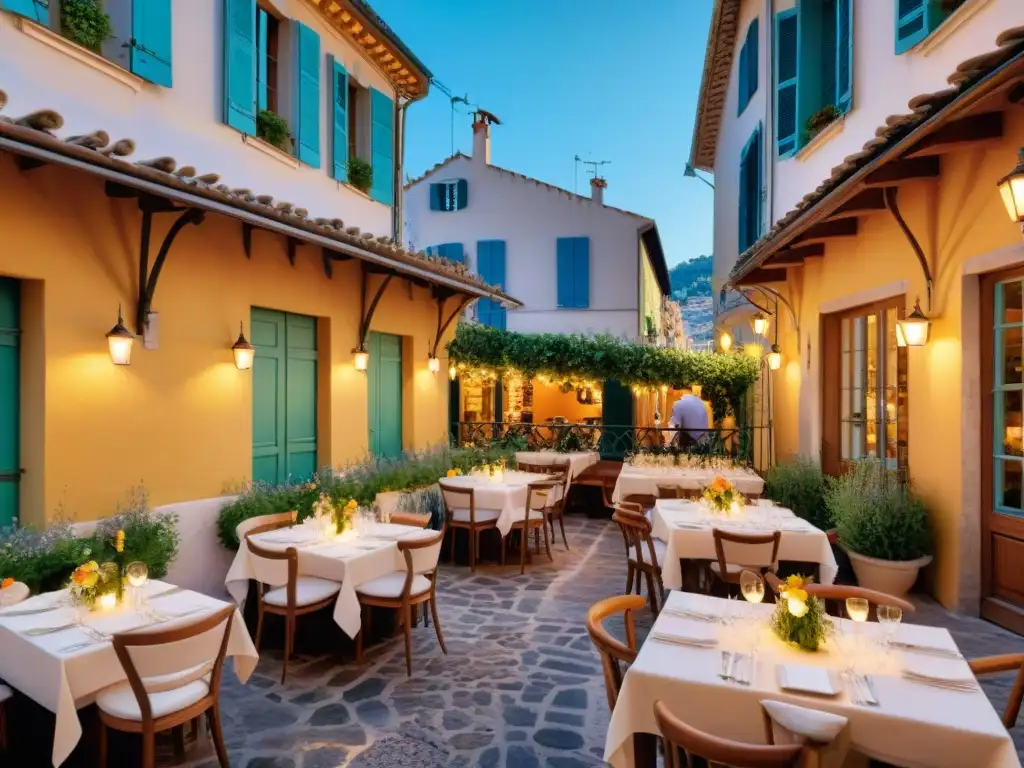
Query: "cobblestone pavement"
179 515 1024 767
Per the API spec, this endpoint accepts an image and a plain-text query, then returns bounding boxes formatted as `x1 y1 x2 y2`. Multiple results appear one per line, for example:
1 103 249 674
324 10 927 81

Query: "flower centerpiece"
702 476 744 515
770 575 832 652
445 467 463 478
68 560 122 611
333 498 358 535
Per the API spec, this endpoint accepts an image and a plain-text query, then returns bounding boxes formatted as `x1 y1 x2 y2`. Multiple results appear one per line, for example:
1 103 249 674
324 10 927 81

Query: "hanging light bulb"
232 322 256 370
106 305 135 366
751 313 770 337
767 344 782 371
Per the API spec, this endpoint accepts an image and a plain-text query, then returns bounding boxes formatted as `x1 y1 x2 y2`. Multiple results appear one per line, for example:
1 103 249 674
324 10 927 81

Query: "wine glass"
739 570 765 607
877 604 903 646
845 597 870 653
125 561 148 611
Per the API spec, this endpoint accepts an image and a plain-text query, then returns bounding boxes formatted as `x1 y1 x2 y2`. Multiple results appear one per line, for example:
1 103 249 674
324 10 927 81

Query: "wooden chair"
517 460 546 473
96 606 235 768
764 574 916 619
760 700 852 768
506 481 555 573
389 511 431 528
355 527 447 676
654 699 805 768
439 480 501 572
656 484 681 499
245 527 342 683
707 528 781 596
623 493 657 514
235 510 297 545
968 654 1024 729
543 462 572 550
612 505 666 615
586 595 645 711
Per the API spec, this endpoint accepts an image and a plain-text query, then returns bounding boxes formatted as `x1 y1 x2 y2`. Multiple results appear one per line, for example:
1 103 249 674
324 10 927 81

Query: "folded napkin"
262 531 316 544
650 615 718 648
761 699 849 744
901 656 976 688
777 664 839 696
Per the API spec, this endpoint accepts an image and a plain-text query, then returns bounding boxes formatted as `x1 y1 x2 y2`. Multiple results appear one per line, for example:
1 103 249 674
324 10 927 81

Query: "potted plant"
347 156 373 194
764 457 832 539
826 459 933 596
805 104 840 142
256 110 293 154
60 0 113 52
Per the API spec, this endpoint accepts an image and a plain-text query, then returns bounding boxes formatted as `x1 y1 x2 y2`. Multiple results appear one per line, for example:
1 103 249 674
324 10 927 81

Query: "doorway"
367 332 403 458
0 278 18 526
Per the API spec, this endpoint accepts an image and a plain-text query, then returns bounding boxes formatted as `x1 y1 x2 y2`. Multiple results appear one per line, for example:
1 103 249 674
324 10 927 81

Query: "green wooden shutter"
738 138 750 252
556 238 575 308
285 313 317 481
223 0 257 135
370 88 394 205
0 279 19 527
1 0 48 24
256 8 268 111
574 237 590 309
896 0 945 54
737 32 749 117
330 56 348 182
368 332 403 458
477 241 507 329
738 18 758 116
600 379 634 460
774 9 799 157
294 21 321 168
457 179 469 210
477 241 492 326
429 183 442 210
836 0 853 112
131 0 172 87
753 124 763 239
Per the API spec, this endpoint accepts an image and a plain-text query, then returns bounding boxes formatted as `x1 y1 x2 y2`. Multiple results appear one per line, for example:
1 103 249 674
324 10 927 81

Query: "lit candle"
98 592 118 611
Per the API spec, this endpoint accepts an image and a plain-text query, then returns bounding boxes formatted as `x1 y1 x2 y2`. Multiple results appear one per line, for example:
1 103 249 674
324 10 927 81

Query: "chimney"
472 109 501 165
590 176 607 206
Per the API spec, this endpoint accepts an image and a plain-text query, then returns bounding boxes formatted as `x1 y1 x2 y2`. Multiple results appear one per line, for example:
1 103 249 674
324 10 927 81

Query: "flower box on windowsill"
342 182 373 200
242 134 299 169
796 116 846 163
14 16 144 92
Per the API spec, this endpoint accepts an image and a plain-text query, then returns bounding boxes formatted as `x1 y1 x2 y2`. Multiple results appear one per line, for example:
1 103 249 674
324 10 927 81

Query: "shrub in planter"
347 156 373 193
764 457 830 532
61 0 113 52
256 110 293 153
91 489 180 579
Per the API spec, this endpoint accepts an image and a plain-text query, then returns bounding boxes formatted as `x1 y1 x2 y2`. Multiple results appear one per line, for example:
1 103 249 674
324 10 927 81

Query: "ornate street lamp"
767 344 782 371
751 313 769 337
897 298 931 347
106 305 135 366
231 322 255 370
997 148 1024 233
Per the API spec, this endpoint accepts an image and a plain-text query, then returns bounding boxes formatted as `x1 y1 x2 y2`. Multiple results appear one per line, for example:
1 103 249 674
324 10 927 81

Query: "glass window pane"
1002 280 1023 325
1002 390 1023 457
997 458 1024 512
1000 326 1024 387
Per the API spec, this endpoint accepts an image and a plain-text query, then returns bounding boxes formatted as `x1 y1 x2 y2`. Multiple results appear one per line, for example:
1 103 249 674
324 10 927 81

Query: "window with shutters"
427 243 465 264
895 0 968 54
737 18 758 117
556 237 590 310
256 5 280 114
429 180 469 212
738 125 763 252
476 241 507 329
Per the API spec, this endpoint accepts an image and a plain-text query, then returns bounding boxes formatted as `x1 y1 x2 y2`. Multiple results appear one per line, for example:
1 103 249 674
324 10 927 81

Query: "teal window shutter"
256 8 268 111
557 238 575 308
896 0 945 54
429 184 442 210
737 34 748 117
754 123 763 239
294 22 321 168
738 139 750 251
130 0 172 87
738 126 761 251
457 179 469 210
329 56 348 182
370 88 395 206
774 9 798 158
574 237 590 309
738 18 758 116
223 0 257 135
477 241 506 328
437 243 465 264
836 0 853 112
1 0 48 24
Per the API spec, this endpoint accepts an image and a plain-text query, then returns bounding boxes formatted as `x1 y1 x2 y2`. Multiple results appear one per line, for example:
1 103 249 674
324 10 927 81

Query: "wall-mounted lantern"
232 323 255 370
106 306 135 366
354 348 369 372
767 344 782 371
751 314 769 337
997 148 1024 232
428 355 441 374
897 298 931 347
719 330 733 353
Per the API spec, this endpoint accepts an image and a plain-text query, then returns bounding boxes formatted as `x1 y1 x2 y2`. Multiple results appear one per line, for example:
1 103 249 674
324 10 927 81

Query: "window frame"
256 4 281 115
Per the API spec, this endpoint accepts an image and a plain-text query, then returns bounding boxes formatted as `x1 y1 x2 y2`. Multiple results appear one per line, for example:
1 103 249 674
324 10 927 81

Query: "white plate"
776 664 840 696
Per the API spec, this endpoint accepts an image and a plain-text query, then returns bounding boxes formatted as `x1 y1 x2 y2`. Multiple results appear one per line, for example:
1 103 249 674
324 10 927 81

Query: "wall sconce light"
232 322 255 370
449 364 457 381
690 383 703 398
767 344 782 371
997 148 1024 233
719 330 733 352
897 298 931 347
106 305 135 366
353 348 369 372
751 313 769 337
428 355 441 374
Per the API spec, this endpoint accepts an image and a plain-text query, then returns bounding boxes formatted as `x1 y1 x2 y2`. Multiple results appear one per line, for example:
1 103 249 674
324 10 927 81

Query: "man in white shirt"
668 394 710 447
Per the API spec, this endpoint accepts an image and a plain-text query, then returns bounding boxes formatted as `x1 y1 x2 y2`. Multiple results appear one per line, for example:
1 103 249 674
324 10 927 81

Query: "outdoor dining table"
652 499 839 586
438 470 555 537
226 521 437 639
0 580 257 767
612 464 765 502
514 450 599 481
605 590 1021 768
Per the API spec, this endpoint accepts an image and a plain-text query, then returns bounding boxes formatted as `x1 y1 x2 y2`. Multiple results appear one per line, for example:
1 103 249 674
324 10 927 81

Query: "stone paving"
176 515 1024 768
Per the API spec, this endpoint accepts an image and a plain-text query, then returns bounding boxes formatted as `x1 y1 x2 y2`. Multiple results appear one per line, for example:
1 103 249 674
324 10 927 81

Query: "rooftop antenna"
583 159 611 180
574 155 583 194
450 93 470 155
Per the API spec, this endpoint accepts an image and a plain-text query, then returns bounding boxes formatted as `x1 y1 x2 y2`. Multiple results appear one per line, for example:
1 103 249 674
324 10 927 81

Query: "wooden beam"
827 188 887 220
864 156 940 186
763 243 825 268
904 111 1003 158
791 218 858 243
734 268 788 286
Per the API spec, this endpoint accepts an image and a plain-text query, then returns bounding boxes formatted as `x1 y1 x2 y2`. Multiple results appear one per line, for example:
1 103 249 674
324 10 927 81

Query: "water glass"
126 561 148 611
845 597 870 624
739 570 765 607
877 604 903 645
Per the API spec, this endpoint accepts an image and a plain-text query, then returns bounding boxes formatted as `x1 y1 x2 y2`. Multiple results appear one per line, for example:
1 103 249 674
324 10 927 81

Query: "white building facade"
405 115 671 341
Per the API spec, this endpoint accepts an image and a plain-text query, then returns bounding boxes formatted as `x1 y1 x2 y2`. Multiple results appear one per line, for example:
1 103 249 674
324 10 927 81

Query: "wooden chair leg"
254 601 265 652
499 530 506 566
172 724 186 761
449 526 456 565
644 569 660 616
141 726 156 768
98 721 107 768
356 605 365 663
282 614 294 684
520 527 527 574
402 604 413 677
557 514 570 550
430 595 447 654
470 529 477 573
208 704 230 768
625 561 635 595
542 516 552 562
191 716 200 740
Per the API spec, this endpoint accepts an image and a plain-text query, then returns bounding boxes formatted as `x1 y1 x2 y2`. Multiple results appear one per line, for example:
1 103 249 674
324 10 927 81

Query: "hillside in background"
669 255 713 349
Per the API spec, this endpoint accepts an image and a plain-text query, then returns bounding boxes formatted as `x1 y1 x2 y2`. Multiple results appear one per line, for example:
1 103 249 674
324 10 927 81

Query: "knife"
859 674 878 705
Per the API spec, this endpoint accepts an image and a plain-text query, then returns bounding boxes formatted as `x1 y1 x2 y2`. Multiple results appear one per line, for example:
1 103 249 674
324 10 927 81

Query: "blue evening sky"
371 0 715 268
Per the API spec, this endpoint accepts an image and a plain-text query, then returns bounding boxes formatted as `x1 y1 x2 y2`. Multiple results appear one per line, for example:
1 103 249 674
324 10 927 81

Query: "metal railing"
450 421 772 471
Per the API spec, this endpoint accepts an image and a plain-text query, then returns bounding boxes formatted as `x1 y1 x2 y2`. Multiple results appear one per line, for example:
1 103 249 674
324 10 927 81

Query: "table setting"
0 578 257 766
612 455 765 502
605 588 1020 768
437 468 556 536
514 449 598 481
651 498 839 587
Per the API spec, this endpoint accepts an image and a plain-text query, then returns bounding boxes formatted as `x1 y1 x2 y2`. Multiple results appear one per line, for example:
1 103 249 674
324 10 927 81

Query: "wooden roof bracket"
429 292 473 359
355 262 394 353
884 186 934 311
136 205 205 334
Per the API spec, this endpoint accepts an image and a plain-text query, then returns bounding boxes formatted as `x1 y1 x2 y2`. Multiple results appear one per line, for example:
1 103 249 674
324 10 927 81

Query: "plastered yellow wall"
0 159 455 526
639 240 662 338
771 110 1024 609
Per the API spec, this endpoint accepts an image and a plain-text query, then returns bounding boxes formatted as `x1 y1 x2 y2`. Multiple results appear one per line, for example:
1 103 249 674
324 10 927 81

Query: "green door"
251 308 318 485
600 378 634 460
368 332 403 458
0 279 18 526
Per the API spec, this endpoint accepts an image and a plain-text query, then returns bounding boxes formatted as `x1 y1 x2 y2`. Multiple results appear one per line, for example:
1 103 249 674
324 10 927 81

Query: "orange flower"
1 577 13 590
114 530 125 554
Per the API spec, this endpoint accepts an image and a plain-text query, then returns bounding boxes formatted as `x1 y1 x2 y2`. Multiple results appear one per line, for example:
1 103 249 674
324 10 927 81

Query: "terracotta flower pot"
844 548 932 597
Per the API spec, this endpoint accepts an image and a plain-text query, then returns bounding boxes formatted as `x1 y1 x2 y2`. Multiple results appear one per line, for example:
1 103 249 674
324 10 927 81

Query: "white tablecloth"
612 465 765 502
515 451 599 482
439 471 554 536
226 522 436 638
652 500 839 586
606 591 1020 768
0 581 257 767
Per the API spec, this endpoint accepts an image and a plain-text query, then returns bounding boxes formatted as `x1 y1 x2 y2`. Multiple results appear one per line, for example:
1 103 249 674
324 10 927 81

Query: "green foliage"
827 459 933 561
348 156 373 192
771 591 833 652
60 0 113 52
447 324 759 421
806 104 840 141
765 457 830 531
396 486 445 531
217 445 518 549
668 255 712 299
91 488 180 579
256 110 292 152
555 429 587 452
